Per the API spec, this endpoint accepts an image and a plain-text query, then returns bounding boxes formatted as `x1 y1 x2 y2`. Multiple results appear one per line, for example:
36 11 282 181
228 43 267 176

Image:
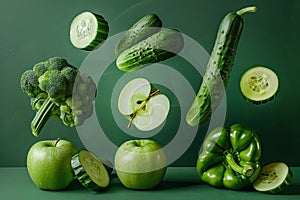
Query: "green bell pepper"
196 123 262 190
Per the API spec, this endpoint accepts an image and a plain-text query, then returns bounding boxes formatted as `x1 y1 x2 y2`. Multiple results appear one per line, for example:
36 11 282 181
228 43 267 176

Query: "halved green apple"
118 78 170 131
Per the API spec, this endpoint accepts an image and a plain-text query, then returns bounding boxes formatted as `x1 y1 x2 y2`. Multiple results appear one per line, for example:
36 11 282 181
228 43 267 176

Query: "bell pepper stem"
226 153 254 177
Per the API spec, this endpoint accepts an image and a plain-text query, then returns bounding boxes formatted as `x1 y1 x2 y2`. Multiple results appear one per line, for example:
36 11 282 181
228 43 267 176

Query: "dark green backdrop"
1 0 299 167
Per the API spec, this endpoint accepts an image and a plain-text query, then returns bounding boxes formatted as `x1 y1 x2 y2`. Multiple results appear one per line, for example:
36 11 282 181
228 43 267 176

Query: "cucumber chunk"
70 11 109 51
240 66 279 104
71 149 111 191
253 162 293 194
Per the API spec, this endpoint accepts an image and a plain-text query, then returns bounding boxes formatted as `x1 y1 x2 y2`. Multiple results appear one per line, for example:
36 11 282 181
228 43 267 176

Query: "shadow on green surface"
66 175 300 195
100 174 202 192
67 179 85 191
67 179 114 193
281 184 300 195
157 180 201 190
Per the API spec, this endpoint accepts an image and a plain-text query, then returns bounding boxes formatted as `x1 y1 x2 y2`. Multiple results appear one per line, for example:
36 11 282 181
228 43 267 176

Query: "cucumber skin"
116 28 184 72
115 13 162 56
253 163 293 194
186 11 244 126
77 13 109 51
265 168 293 194
241 88 278 105
71 152 110 191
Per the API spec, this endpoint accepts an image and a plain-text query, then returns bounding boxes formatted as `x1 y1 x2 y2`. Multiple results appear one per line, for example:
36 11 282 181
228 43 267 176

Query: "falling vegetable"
20 57 97 136
196 123 262 190
186 6 257 126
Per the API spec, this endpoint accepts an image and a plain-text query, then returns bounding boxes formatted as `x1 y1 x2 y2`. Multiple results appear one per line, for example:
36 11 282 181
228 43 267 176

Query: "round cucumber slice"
240 66 279 104
71 149 111 191
253 162 293 194
70 11 109 51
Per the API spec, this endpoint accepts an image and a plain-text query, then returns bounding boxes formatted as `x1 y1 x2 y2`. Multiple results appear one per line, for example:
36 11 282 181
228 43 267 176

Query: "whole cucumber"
115 13 162 56
116 28 184 72
186 6 257 126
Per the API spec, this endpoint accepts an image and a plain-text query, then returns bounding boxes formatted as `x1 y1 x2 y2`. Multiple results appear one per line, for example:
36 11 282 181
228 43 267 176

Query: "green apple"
118 78 170 131
26 138 77 190
115 139 167 190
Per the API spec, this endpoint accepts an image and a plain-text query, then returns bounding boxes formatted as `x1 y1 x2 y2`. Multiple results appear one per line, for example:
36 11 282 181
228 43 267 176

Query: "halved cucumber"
240 66 279 104
71 149 111 191
253 162 293 194
70 11 109 51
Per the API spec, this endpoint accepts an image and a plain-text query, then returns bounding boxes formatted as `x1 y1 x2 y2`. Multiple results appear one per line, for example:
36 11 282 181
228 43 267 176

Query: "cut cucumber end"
71 150 111 191
70 11 109 51
240 66 279 104
253 162 293 194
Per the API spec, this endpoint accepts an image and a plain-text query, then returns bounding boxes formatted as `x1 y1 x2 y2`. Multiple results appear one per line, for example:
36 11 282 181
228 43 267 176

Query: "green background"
1 0 299 167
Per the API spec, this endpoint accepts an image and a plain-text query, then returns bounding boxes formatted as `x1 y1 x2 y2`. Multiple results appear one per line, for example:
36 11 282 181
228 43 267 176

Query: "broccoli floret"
59 96 83 127
60 104 72 114
60 111 79 127
60 102 93 127
20 56 97 136
74 72 97 103
45 57 68 70
61 67 79 96
38 70 67 103
20 70 43 98
31 93 48 111
33 62 47 77
61 66 78 81
81 101 93 119
30 93 60 119
60 96 93 127
51 105 61 119
65 96 82 110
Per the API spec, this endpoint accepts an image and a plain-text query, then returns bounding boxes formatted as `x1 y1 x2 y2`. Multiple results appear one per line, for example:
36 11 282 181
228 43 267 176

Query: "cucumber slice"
240 66 279 104
253 162 293 194
70 11 109 51
71 149 111 191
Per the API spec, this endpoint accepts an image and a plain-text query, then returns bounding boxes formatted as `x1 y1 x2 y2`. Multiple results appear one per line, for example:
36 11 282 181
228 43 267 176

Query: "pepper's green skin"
116 28 184 72
115 13 162 56
196 123 261 190
186 6 257 127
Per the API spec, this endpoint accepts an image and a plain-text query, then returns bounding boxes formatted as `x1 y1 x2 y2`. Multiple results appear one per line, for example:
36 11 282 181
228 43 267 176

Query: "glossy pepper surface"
196 123 261 190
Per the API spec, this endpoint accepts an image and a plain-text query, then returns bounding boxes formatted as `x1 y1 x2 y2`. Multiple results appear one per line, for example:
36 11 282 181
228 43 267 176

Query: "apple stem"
127 89 160 129
149 89 160 97
128 113 136 128
55 138 61 147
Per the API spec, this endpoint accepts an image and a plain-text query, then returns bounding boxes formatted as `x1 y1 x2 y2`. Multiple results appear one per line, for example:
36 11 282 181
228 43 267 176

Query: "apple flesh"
26 138 77 190
115 139 167 190
118 78 170 131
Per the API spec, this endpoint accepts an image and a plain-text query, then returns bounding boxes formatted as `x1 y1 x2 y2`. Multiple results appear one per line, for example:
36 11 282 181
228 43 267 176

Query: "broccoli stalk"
31 97 56 137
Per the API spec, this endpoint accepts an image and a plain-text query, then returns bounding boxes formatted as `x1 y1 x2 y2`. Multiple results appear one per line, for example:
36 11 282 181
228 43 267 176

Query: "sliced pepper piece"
196 123 262 190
